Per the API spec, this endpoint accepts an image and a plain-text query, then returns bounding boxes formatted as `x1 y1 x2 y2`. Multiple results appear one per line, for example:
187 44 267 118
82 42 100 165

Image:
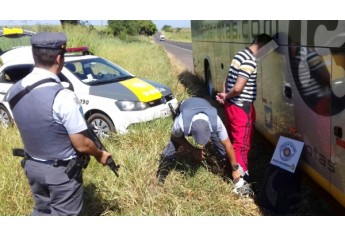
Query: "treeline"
60 20 157 38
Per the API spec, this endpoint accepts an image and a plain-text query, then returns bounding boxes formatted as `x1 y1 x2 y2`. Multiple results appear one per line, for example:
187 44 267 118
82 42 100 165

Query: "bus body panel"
192 20 345 207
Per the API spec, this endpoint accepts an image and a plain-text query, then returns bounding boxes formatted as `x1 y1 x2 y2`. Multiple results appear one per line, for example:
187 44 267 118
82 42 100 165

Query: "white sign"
270 136 304 173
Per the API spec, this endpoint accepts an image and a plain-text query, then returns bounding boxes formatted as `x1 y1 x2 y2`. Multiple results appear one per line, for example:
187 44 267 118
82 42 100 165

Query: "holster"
12 148 27 169
64 155 90 179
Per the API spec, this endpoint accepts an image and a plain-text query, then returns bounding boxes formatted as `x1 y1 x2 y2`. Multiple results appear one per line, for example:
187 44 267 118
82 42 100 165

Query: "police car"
0 29 178 138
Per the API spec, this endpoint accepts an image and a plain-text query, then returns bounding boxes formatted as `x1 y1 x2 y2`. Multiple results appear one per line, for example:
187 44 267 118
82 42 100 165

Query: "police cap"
191 119 211 145
31 32 67 49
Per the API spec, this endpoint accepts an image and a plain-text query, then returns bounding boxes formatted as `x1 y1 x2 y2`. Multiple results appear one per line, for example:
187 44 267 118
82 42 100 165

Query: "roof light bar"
3 28 24 35
66 47 89 52
66 47 93 55
0 28 35 38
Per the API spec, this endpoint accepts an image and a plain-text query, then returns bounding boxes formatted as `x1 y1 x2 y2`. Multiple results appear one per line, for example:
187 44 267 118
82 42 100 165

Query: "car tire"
0 104 13 128
87 113 115 139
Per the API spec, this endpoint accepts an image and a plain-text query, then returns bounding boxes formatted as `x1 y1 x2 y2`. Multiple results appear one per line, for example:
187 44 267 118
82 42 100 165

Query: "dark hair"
252 33 273 48
32 47 65 67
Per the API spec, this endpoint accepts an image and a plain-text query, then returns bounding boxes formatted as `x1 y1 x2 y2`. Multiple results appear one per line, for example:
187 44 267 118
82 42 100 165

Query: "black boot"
156 155 176 184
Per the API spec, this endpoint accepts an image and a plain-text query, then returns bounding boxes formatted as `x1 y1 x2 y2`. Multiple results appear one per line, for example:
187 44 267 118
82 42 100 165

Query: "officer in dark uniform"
156 97 242 184
6 32 112 216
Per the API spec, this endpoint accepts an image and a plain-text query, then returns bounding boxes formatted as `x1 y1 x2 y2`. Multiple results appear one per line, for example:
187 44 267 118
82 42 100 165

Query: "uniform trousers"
24 159 83 216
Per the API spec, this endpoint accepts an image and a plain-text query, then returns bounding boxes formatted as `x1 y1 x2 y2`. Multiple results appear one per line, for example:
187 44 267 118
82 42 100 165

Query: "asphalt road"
153 34 194 72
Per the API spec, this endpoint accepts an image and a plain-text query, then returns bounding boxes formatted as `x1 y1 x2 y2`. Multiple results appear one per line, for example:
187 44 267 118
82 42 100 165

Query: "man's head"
31 32 67 70
190 119 211 146
251 33 277 60
252 33 273 48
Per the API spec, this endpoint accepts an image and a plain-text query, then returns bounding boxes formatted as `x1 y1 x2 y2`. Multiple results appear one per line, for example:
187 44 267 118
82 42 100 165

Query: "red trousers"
224 102 255 172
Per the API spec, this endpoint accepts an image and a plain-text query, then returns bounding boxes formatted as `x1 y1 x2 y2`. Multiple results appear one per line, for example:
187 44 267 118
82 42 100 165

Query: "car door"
0 64 33 101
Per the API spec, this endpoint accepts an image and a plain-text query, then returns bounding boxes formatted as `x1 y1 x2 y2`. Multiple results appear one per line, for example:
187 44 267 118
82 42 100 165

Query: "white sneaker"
232 177 254 198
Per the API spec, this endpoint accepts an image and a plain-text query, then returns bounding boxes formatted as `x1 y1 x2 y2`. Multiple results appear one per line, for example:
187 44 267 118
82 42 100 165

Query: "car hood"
88 77 172 102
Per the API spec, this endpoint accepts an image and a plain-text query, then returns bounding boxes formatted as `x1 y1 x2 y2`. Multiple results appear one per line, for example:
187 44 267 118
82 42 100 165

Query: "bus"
191 20 345 207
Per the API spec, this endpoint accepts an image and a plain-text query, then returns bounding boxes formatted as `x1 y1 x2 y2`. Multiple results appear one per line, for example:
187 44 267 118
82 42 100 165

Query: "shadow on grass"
81 182 121 216
178 70 208 98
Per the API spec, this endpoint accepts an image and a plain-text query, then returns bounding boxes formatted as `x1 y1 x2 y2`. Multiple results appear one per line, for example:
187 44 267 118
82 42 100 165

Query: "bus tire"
205 65 213 97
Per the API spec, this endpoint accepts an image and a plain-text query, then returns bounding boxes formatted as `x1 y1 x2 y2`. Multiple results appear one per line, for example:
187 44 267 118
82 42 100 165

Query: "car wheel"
0 104 13 128
87 113 115 139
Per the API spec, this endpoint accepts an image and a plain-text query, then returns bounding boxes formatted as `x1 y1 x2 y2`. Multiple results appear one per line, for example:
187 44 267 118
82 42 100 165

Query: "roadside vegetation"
0 24 343 216
160 25 191 43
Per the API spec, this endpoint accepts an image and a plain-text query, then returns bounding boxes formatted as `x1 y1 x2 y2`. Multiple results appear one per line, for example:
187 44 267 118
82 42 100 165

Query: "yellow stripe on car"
120 78 162 102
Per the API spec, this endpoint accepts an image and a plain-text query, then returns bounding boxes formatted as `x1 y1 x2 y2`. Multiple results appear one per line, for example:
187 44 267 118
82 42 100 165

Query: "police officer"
156 97 241 184
6 32 112 216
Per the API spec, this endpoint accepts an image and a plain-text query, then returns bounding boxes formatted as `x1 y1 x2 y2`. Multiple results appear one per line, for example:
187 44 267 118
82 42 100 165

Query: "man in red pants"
216 33 274 195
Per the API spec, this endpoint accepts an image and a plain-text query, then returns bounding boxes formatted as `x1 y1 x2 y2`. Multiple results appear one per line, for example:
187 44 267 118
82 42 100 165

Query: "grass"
0 25 249 216
161 28 191 43
0 24 344 216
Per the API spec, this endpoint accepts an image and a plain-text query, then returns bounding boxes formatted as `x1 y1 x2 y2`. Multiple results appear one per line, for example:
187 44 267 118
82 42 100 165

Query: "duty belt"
26 155 71 167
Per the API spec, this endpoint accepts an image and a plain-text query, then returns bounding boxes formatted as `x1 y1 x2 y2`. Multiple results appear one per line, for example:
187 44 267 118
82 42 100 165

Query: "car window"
65 61 87 81
65 58 134 85
0 65 33 83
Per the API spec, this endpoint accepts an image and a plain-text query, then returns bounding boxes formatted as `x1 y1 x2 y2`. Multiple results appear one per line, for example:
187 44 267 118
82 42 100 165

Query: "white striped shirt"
226 48 257 104
291 47 329 98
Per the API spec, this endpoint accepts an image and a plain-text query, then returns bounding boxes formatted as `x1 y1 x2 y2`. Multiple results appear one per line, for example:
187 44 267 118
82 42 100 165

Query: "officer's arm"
69 131 111 165
220 138 241 180
171 135 204 161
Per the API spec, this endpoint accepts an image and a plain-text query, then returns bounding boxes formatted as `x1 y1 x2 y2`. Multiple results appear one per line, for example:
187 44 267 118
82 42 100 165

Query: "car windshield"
64 57 135 85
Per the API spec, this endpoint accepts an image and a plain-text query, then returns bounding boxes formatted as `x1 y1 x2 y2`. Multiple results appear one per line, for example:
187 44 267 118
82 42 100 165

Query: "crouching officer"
157 97 242 183
6 32 112 216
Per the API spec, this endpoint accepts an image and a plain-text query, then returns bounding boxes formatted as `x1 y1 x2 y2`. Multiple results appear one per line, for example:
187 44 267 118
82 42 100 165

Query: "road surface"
153 34 194 72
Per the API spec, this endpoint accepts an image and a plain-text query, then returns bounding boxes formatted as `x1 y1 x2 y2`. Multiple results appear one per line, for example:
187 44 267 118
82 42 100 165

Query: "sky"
0 20 191 30
1 0 340 22
152 20 190 30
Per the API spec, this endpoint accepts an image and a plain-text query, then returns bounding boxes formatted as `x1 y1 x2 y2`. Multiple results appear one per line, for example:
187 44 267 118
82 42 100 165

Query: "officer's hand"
95 150 112 165
191 147 206 162
232 169 241 181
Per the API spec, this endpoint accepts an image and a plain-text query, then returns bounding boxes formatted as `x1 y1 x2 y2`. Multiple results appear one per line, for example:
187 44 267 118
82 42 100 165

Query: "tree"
60 20 81 26
138 20 157 36
162 25 173 32
107 20 157 37
60 20 94 30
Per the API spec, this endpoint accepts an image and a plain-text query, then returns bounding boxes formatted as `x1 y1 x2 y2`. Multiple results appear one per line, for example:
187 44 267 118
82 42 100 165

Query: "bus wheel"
205 65 213 97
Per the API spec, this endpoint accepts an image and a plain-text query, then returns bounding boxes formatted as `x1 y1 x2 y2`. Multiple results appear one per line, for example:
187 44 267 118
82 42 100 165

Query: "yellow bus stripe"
120 78 162 102
301 162 345 207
